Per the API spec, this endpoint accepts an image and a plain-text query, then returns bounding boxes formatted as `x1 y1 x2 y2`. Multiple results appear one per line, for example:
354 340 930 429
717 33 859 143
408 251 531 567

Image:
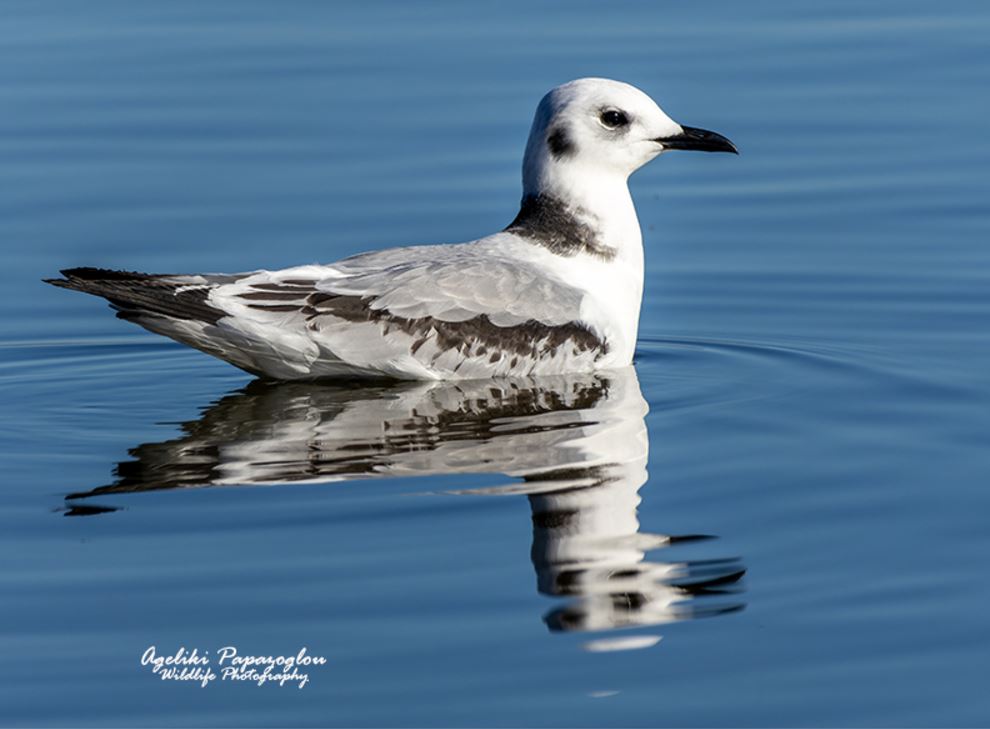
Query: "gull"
46 78 736 380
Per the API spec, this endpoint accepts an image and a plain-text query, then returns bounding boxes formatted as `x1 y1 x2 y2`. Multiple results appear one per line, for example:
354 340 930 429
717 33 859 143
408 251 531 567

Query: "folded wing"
47 247 610 380
223 252 609 378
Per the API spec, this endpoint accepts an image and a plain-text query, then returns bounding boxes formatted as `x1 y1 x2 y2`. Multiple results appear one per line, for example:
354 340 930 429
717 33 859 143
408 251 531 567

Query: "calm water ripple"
3 1 990 726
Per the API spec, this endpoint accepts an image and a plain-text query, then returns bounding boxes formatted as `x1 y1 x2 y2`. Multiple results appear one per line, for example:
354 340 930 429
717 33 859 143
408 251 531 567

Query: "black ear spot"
547 126 575 159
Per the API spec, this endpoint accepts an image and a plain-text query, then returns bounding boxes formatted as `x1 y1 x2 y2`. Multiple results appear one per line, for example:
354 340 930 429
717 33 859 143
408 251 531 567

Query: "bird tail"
44 267 227 324
44 267 314 379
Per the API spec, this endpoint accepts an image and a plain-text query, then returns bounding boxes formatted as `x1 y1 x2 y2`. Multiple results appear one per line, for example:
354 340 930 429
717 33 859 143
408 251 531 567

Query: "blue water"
3 2 990 726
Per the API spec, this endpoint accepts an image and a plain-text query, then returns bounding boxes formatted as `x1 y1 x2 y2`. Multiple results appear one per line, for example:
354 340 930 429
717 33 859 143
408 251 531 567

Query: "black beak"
655 126 738 154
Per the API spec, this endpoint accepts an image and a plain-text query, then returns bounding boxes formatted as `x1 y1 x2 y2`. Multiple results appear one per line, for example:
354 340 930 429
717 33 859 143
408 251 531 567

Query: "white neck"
519 155 645 365
523 155 643 264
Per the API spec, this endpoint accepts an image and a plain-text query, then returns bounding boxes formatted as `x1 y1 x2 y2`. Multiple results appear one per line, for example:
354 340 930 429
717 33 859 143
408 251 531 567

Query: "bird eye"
599 109 629 129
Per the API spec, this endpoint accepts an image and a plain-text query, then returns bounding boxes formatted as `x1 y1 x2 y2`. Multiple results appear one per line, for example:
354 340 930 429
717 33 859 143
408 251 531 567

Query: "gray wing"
220 247 609 378
318 255 583 327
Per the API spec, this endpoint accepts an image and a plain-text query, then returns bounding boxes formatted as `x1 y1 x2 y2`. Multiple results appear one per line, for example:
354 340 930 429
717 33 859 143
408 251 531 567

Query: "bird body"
47 78 736 380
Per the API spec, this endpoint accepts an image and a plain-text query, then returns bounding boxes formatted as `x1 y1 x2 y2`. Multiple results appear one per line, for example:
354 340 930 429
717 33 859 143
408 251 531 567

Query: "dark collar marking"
505 194 617 261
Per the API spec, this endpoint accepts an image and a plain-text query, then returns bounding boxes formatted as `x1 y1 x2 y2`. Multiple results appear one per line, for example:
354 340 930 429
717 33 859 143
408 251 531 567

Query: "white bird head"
521 78 737 195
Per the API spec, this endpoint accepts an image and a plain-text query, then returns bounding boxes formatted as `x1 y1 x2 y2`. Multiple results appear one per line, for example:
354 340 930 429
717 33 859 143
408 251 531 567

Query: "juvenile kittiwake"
46 78 737 380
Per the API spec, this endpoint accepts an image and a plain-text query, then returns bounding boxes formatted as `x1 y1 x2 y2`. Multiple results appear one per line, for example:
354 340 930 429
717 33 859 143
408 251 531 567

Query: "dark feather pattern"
304 292 608 361
44 268 227 324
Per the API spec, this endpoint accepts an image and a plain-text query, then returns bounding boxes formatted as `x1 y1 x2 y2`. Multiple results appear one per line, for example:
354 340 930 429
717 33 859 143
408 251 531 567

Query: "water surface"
2 1 990 726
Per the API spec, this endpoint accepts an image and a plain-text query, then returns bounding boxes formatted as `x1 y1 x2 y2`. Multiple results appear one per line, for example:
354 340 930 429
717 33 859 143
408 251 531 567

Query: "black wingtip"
58 267 97 279
667 533 717 544
59 267 152 281
45 267 157 291
44 268 109 288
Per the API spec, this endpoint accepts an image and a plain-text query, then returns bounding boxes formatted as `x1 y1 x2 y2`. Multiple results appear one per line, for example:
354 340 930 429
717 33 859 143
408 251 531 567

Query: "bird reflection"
66 367 744 646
